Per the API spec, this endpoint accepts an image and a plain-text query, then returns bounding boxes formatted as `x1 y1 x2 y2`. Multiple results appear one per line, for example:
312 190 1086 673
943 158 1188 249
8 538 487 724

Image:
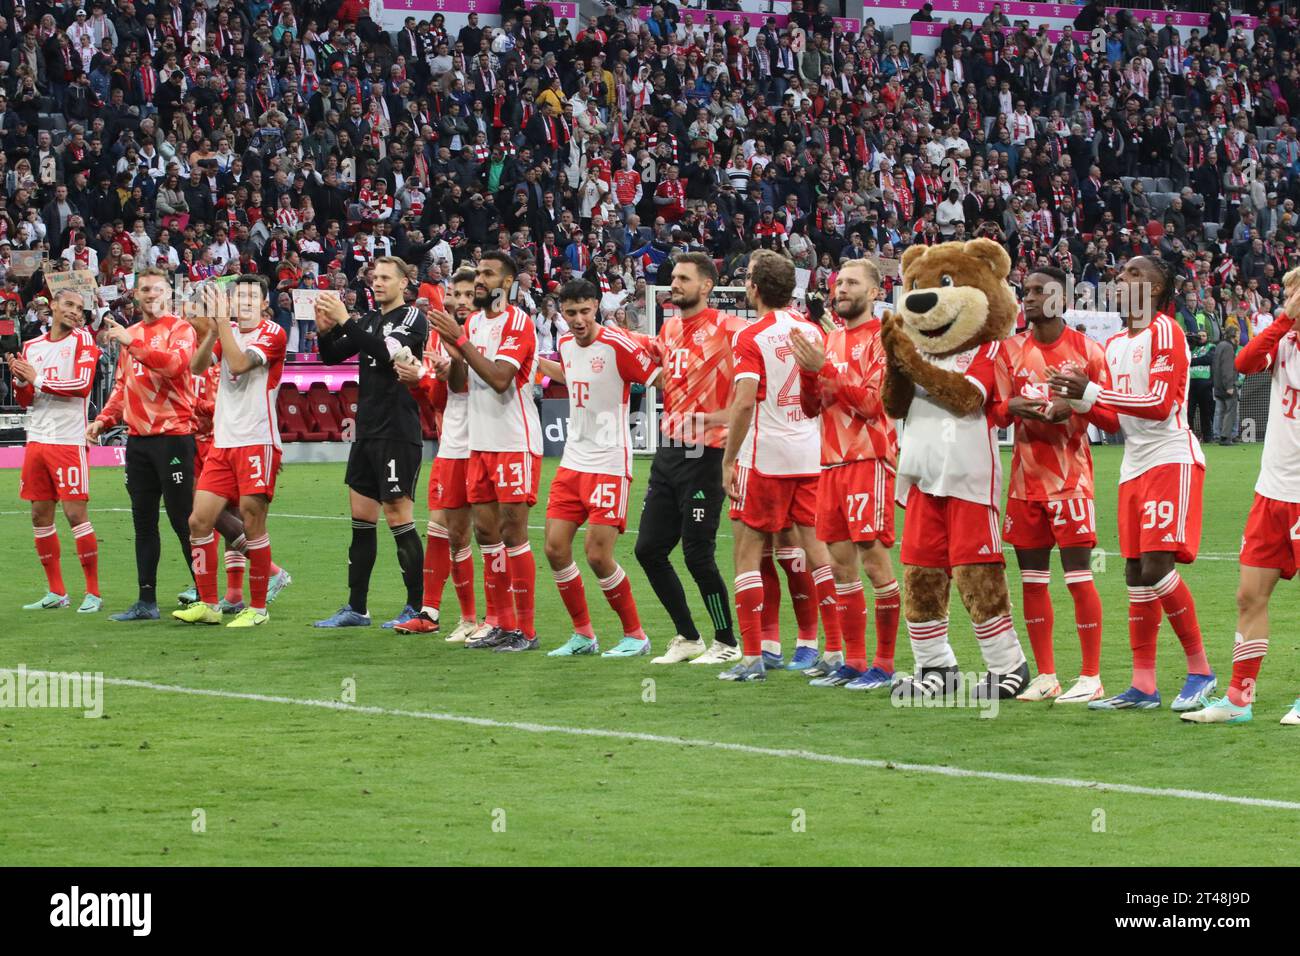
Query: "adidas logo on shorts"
978 545 991 555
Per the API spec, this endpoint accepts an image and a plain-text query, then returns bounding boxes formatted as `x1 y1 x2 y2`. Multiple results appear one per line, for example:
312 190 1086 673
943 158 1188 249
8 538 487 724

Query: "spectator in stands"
1213 324 1241 445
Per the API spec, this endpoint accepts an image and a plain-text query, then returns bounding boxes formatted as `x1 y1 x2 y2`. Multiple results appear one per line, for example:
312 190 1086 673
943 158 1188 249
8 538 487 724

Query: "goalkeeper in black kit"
311 256 430 630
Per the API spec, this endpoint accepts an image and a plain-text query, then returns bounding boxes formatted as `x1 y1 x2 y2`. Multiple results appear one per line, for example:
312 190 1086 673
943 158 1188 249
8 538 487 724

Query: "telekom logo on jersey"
1281 385 1300 420
570 381 591 408
667 349 691 379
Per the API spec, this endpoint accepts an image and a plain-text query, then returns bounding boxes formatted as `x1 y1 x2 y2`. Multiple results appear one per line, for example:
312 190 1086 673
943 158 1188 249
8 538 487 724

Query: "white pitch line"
0 509 1247 558
5 667 1295 812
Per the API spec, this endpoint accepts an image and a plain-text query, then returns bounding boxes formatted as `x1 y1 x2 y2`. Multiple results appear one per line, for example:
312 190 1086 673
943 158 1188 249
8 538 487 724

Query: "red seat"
277 383 329 441
306 382 344 441
543 382 569 400
418 400 438 440
339 381 359 437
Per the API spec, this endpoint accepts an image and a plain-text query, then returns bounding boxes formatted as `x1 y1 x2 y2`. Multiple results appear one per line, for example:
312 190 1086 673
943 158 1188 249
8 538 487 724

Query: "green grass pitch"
2 443 1298 866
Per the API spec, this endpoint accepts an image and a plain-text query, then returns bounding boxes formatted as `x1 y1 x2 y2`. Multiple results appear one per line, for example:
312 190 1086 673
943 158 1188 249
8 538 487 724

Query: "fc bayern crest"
590 356 606 373
692 329 707 345
1132 345 1144 363
851 343 865 361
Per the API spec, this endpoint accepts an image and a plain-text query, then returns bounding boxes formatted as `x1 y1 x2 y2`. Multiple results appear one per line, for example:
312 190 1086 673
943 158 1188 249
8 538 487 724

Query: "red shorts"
729 465 817 534
546 467 632 531
20 442 89 501
428 455 470 511
467 451 542 506
1240 493 1300 579
815 460 896 546
194 437 212 483
196 444 283 503
900 486 1004 569
1002 496 1098 550
1117 462 1204 564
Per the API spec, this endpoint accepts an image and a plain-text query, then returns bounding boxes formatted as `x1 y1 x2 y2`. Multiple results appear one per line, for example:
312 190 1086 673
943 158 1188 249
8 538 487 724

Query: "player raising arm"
536 280 658 658
1051 256 1214 713
393 268 482 642
791 259 902 690
174 276 287 628
7 289 102 613
994 267 1119 703
1184 279 1300 724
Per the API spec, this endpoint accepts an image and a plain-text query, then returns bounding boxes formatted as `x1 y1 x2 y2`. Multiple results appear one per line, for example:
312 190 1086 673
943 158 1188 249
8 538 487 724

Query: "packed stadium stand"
0 0 1291 449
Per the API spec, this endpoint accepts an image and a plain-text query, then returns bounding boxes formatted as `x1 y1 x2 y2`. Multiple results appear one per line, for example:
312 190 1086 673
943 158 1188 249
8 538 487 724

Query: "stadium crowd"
0 0 1295 399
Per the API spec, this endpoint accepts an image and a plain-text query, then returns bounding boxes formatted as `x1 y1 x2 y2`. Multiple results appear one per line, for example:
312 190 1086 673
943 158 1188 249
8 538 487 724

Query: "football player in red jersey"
995 267 1119 703
87 267 198 621
393 268 481 640
792 259 903 690
536 280 658 658
638 253 748 666
430 252 543 652
8 289 101 612
1051 256 1213 713
719 250 840 682
175 276 287 628
1184 280 1300 724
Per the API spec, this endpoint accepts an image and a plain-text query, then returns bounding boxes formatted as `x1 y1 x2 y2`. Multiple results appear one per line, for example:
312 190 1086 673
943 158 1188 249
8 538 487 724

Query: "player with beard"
8 289 102 613
430 252 543 652
995 266 1118 703
312 256 429 629
638 253 748 666
393 268 483 641
87 267 197 622
790 259 903 689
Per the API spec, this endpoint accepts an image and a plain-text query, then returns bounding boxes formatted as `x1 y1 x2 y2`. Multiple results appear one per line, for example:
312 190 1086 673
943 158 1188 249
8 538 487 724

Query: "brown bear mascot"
880 238 1031 701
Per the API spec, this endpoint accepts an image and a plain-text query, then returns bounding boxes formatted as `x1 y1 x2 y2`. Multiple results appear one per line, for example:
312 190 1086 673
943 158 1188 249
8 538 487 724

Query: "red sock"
1128 586 1162 694
452 547 477 621
836 580 868 671
507 543 536 637
872 581 900 671
553 562 594 636
71 521 98 596
482 543 513 630
811 564 841 652
1229 634 1268 706
1065 570 1102 677
599 564 643 637
423 522 451 613
759 550 781 644
246 534 271 610
33 525 65 595
1153 570 1210 674
776 547 819 643
1020 571 1055 674
735 570 765 657
191 532 219 605
270 561 283 575
224 550 246 604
